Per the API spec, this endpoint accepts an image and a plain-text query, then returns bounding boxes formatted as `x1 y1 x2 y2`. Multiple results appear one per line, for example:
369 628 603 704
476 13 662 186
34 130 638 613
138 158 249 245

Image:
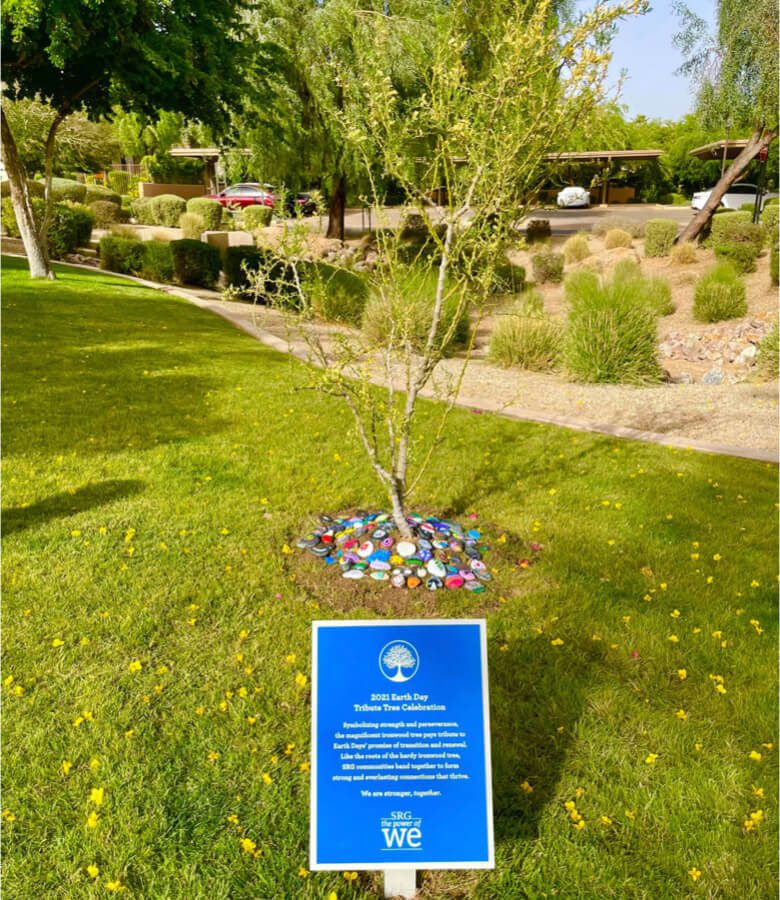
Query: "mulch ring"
286 507 542 617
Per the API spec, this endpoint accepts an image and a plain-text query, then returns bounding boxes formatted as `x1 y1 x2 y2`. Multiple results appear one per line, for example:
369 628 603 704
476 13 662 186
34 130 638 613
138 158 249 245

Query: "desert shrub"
178 212 205 240
130 197 156 225
592 217 644 238
186 197 224 231
562 234 590 263
3 198 88 257
710 215 764 249
609 258 674 316
151 194 186 227
89 200 125 228
708 210 752 242
525 219 551 243
107 170 131 195
170 238 221 287
693 263 747 322
532 251 564 284
241 205 273 229
59 201 95 246
307 263 369 326
757 322 778 379
1 179 46 199
47 177 87 203
84 184 121 206
740 202 758 213
140 240 175 283
770 244 778 286
564 270 661 383
644 219 678 257
761 203 779 236
489 313 563 370
670 241 697 264
714 241 759 273
361 268 470 354
99 235 145 274
603 228 633 249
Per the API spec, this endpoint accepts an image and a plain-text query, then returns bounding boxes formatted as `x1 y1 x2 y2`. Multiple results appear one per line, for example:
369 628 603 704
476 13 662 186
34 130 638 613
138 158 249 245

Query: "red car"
207 183 276 209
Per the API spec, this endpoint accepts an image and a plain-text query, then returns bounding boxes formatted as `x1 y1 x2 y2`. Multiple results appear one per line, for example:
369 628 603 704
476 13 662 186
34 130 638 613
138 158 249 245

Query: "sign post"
310 619 494 898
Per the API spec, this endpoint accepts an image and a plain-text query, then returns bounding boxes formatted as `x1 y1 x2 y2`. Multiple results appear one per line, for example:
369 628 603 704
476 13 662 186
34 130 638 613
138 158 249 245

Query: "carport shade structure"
543 149 664 205
169 147 251 193
688 139 750 178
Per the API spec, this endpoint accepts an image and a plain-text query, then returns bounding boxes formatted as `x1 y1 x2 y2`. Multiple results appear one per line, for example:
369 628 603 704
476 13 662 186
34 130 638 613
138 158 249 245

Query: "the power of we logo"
380 811 423 849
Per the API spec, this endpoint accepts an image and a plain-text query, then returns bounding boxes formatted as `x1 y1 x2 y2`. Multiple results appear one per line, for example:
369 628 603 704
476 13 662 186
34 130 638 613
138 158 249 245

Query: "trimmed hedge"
99 235 145 274
307 263 369 326
89 200 124 228
130 197 156 225
106 171 133 195
49 178 87 203
241 205 273 229
693 263 747 322
151 194 186 227
770 244 778 287
761 203 779 236
1 180 46 200
532 251 564 284
603 228 632 249
644 219 678 257
170 239 221 287
178 212 204 240
186 197 224 231
223 245 298 301
60 201 95 246
2 197 89 257
84 184 121 206
140 240 175 283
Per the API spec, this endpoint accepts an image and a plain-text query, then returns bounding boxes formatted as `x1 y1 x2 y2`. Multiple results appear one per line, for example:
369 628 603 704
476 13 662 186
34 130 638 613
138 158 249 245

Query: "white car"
557 186 590 208
691 182 777 211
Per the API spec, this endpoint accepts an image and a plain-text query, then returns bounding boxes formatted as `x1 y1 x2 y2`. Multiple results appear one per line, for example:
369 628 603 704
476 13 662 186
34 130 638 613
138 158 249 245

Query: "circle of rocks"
296 511 492 593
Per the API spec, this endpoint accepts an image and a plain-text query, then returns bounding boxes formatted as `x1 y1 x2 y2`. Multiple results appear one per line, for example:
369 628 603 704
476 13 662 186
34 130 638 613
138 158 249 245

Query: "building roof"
688 140 750 160
543 149 664 164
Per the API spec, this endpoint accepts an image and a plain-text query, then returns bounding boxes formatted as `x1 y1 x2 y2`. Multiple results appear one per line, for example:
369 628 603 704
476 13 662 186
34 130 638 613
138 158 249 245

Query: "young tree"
251 0 646 536
1 0 249 278
674 0 779 242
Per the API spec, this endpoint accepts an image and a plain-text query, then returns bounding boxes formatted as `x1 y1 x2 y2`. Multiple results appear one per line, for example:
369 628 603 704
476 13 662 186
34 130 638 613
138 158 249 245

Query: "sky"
578 0 716 121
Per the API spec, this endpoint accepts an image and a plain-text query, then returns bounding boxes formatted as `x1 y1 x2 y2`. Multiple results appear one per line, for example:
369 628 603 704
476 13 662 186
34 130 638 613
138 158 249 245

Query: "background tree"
1 0 250 279
254 0 646 535
674 0 779 242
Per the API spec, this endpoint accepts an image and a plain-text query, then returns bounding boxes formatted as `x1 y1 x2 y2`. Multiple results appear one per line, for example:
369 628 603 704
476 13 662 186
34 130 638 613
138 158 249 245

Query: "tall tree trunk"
678 128 777 244
326 172 346 241
1 108 53 279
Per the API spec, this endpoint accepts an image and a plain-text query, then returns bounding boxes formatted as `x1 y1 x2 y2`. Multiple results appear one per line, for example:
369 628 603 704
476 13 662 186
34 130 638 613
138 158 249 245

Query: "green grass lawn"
2 255 777 899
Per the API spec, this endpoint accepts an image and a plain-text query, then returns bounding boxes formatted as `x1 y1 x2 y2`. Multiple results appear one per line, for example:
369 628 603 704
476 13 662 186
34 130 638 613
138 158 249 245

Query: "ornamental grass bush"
603 228 633 249
241 205 273 230
693 263 747 322
532 251 564 284
140 240 175 283
770 244 778 286
562 234 590 263
612 258 674 316
170 238 221 287
563 268 662 384
186 197 224 231
670 241 698 265
178 212 205 240
361 268 470 354
757 322 779 379
151 194 187 228
525 219 551 243
709 214 763 273
644 219 678 257
488 312 563 370
98 235 145 275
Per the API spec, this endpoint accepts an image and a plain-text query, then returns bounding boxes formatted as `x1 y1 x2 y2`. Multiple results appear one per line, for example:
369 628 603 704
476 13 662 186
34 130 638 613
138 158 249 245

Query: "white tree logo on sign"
379 641 420 682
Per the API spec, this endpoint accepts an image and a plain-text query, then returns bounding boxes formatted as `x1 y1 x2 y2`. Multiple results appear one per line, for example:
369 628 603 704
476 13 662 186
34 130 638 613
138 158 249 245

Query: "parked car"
691 182 778 211
207 183 276 209
557 186 590 208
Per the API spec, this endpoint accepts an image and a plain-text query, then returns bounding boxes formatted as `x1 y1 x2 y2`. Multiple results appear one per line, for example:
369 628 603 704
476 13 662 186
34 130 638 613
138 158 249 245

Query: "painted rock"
418 549 433 562
390 573 406 589
426 576 444 591
357 541 374 558
343 552 360 564
381 537 395 549
415 567 427 578
372 528 388 540
353 561 368 571
418 539 433 551
461 571 476 581
299 535 319 548
310 543 331 557
370 571 389 581
370 560 391 571
343 568 365 580
433 540 449 551
449 539 464 553
444 574 465 589
406 576 421 589
464 545 481 560
406 557 422 567
389 554 404 566
464 580 485 593
467 529 481 539
396 541 416 558
426 559 447 579
470 559 487 573
474 569 491 581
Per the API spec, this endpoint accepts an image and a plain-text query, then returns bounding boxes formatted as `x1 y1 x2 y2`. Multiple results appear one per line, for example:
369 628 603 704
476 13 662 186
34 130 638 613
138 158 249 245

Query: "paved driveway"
520 205 695 236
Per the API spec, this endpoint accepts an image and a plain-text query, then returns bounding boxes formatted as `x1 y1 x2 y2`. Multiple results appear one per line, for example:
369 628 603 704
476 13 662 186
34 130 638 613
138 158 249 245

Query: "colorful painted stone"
427 559 447 579
343 568 365 580
444 574 465 589
370 571 389 581
406 576 421 589
357 541 374 559
390 573 406 588
426 576 444 591
396 541 416 558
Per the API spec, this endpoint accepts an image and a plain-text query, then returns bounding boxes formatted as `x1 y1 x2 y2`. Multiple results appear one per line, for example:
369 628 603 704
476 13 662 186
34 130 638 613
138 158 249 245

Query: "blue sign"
310 619 494 870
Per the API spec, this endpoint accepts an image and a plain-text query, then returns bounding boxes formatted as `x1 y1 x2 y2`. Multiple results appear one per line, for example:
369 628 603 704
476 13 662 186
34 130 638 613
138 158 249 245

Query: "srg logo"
380 811 423 849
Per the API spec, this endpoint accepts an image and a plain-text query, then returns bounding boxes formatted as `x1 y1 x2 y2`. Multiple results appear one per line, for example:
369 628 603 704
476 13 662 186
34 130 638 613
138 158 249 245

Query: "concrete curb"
4 253 778 465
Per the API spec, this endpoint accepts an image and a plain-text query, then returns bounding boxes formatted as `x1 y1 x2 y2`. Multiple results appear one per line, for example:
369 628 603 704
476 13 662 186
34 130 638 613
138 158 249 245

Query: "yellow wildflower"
645 753 659 764
2 809 16 822
208 751 219 762
520 781 534 794
675 709 688 721
86 811 99 829
51 639 65 648
572 820 585 831
299 866 309 877
550 638 564 647
688 868 702 882
749 751 762 762
752 786 764 798
295 672 307 687
262 772 272 785
667 635 679 643
677 669 687 680
128 660 142 673
89 787 104 806
299 761 311 773
600 816 613 826
343 872 358 881
105 880 125 892
62 760 73 776
86 864 99 878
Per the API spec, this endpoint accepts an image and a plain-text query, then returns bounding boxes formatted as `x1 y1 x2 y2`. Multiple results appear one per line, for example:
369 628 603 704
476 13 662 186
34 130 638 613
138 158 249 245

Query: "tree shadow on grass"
2 479 145 536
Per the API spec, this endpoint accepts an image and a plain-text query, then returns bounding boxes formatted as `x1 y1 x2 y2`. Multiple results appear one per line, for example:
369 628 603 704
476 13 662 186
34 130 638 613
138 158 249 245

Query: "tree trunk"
326 173 346 241
677 128 777 244
389 478 412 539
0 108 53 279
